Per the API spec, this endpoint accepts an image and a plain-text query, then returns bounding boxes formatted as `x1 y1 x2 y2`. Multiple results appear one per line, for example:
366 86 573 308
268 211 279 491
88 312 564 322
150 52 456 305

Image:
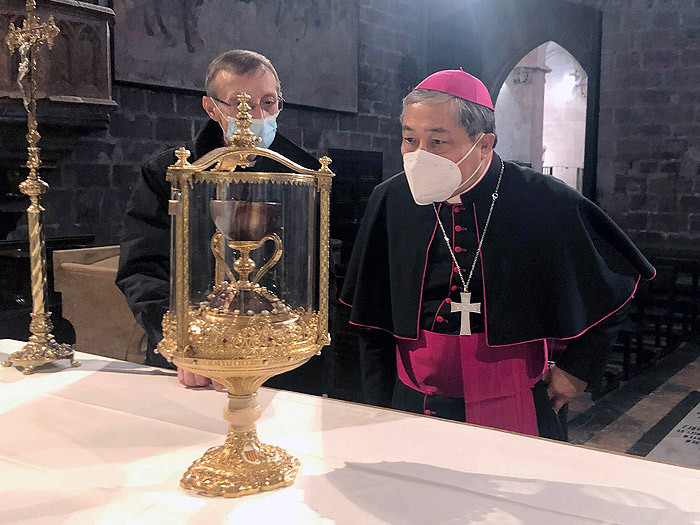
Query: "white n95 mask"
403 134 484 206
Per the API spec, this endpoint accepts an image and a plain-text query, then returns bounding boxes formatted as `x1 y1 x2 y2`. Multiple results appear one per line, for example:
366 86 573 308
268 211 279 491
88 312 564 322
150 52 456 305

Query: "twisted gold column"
316 156 333 347
1 0 78 374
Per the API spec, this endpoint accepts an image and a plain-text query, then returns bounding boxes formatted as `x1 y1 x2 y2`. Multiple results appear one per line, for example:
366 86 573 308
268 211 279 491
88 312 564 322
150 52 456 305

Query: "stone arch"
428 0 602 199
76 24 101 96
51 21 75 95
494 40 589 188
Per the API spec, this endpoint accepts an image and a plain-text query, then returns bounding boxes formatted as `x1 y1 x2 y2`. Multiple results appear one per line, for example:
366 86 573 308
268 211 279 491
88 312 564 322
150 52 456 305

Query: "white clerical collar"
446 155 494 204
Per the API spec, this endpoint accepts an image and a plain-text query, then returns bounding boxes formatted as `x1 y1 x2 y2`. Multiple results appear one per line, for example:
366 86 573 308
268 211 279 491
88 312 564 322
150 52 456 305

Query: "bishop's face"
401 101 493 190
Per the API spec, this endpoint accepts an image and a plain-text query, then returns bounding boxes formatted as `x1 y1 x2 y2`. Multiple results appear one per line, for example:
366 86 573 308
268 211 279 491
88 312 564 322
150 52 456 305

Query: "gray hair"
401 89 496 143
205 49 281 98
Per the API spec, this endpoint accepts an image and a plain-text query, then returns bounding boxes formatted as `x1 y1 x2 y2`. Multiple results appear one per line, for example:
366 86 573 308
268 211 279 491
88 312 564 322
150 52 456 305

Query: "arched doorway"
428 0 602 200
494 41 588 192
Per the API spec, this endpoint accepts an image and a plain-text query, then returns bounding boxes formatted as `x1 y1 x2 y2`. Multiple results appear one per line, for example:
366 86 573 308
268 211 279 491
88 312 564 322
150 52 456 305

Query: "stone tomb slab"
643 391 700 468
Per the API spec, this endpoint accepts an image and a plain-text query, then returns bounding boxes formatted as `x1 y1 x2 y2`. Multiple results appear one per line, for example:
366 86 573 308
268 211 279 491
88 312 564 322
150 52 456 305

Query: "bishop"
340 69 655 440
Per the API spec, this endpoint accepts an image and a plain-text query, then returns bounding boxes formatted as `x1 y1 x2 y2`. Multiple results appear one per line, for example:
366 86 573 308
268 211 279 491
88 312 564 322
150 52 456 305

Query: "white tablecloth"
2 339 699 525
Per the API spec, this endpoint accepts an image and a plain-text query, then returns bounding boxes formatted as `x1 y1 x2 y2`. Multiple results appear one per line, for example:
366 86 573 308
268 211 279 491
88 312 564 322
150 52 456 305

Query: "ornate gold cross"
6 0 60 55
6 0 59 177
2 0 78 374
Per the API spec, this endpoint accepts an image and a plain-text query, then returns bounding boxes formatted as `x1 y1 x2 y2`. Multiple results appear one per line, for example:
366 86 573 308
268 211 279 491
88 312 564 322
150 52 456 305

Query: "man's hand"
543 365 587 413
177 367 225 391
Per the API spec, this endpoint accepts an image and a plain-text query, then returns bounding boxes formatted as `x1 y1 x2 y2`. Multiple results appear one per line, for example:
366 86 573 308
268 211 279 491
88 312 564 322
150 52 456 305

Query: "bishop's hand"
543 365 587 413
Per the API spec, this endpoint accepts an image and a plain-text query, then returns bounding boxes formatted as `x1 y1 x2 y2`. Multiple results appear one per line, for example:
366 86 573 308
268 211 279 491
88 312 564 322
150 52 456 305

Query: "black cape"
340 154 655 346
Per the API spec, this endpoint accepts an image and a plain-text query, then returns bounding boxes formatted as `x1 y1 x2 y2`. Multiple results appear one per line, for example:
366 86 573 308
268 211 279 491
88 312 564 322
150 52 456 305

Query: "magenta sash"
397 330 547 436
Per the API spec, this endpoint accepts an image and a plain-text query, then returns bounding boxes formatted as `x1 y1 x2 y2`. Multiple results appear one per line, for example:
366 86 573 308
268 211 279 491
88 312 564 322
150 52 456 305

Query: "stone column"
495 44 550 171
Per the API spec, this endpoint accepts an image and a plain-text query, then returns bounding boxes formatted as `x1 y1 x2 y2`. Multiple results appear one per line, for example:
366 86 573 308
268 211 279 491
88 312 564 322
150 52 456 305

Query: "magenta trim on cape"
341 188 653 347
420 203 442 334
341 204 442 342
471 203 647 349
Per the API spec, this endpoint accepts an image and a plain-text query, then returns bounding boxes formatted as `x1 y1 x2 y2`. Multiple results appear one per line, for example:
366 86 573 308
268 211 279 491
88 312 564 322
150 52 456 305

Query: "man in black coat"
116 49 334 395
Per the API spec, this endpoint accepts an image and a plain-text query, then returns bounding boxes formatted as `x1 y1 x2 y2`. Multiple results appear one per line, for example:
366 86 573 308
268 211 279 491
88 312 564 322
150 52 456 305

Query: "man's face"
202 67 280 141
401 101 492 185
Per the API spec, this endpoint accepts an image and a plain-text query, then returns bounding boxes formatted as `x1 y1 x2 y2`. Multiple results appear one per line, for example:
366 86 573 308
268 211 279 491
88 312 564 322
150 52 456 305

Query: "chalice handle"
211 231 238 283
251 234 283 285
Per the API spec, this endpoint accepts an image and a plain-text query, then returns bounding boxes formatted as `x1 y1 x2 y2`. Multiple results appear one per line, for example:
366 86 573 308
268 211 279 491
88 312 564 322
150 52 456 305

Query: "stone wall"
566 0 700 246
428 0 700 247
21 0 700 248
35 0 427 246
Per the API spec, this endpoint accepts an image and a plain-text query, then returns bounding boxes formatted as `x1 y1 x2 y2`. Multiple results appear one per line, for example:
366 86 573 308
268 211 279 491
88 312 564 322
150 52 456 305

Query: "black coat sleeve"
115 161 173 368
555 302 631 386
340 183 397 335
357 328 397 407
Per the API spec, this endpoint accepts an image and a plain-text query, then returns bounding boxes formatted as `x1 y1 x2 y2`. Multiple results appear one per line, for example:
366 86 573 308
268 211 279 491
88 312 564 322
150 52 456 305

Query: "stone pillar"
495 44 550 171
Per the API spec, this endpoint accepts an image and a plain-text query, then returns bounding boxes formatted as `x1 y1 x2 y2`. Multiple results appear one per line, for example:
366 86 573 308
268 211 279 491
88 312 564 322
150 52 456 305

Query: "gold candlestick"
1 1 79 374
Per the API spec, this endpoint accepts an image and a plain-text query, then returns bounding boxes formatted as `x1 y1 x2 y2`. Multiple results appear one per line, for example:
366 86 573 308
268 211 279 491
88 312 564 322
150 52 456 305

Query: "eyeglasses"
211 95 283 114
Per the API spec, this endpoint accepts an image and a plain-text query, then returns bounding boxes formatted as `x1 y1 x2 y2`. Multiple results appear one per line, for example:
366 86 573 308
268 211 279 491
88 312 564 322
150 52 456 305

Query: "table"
2 339 699 524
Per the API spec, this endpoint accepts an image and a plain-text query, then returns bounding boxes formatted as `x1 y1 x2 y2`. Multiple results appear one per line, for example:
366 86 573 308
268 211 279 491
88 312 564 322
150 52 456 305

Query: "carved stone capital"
512 65 551 85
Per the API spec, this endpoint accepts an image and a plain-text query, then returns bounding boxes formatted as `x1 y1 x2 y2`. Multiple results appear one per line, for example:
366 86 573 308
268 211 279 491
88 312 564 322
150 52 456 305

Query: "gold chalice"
209 200 285 316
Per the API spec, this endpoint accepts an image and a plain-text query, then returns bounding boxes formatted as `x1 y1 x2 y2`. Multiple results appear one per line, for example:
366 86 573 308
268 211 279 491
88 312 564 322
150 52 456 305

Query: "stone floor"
568 336 700 468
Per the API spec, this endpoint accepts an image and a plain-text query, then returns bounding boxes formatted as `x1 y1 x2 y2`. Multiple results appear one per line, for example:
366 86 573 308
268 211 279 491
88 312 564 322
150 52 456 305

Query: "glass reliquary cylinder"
158 93 332 498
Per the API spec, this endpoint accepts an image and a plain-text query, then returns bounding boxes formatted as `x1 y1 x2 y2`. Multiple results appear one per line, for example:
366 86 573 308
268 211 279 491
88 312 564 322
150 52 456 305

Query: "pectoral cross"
451 292 481 336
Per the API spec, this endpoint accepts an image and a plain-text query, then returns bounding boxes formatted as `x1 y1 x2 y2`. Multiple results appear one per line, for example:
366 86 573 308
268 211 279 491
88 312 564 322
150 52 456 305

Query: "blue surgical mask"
214 101 278 149
249 114 278 149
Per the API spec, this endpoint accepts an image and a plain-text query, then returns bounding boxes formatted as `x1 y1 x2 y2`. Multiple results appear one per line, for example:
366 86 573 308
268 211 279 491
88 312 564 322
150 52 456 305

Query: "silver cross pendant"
451 292 481 336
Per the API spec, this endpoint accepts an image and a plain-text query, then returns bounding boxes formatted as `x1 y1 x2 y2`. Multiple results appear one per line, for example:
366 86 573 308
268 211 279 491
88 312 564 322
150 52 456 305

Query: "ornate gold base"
180 430 300 498
1 337 80 375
